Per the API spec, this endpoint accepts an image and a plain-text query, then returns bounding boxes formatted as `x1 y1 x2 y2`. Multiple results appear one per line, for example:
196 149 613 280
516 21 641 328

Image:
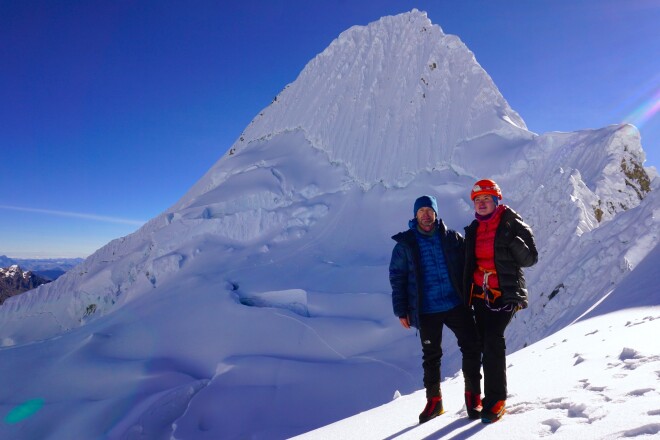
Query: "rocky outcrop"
0 265 50 304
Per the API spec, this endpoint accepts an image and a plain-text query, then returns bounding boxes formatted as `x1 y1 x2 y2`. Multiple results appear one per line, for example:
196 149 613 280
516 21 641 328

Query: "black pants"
418 306 482 398
473 301 516 403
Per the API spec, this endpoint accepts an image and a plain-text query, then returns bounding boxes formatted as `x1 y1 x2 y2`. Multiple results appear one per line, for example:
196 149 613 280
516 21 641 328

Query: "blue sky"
1 0 658 258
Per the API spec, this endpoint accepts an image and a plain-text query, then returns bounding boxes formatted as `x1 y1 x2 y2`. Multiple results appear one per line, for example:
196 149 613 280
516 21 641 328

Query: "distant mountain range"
0 265 50 304
0 255 83 281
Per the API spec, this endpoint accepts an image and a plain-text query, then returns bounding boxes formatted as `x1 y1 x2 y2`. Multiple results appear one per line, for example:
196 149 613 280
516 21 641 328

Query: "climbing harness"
471 266 516 312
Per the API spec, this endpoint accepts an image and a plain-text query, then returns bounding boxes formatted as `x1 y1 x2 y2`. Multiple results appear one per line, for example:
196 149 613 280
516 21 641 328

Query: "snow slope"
0 10 657 439
297 241 660 439
295 260 660 439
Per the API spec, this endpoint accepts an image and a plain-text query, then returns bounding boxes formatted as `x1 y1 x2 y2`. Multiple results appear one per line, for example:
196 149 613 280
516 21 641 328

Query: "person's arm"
389 243 410 327
509 220 538 267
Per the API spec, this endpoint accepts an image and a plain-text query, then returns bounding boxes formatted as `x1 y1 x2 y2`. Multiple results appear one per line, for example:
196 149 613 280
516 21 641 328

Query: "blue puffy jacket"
389 219 465 329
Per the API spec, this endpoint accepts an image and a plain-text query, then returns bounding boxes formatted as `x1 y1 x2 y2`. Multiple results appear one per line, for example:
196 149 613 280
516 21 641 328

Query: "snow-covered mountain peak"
179 9 528 208
0 265 23 278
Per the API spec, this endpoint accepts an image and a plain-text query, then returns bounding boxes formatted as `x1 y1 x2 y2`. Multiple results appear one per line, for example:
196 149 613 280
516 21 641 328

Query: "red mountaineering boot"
419 396 444 424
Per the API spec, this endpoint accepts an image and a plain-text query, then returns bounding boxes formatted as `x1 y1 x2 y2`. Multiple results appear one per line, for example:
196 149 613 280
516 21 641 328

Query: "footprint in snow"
627 388 654 397
624 315 660 327
617 423 660 438
541 418 562 435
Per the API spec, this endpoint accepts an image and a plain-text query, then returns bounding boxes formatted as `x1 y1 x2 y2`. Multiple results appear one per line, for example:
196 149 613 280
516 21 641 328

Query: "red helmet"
471 179 502 201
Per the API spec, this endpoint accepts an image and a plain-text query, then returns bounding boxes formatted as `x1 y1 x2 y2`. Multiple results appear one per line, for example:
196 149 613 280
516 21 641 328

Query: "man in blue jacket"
389 195 482 424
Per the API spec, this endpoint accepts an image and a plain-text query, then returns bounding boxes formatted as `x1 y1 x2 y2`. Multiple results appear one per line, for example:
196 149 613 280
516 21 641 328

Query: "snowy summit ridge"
183 9 527 201
0 10 657 440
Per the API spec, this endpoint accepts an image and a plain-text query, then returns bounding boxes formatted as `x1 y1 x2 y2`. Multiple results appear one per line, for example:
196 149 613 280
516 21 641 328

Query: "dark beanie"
413 195 438 216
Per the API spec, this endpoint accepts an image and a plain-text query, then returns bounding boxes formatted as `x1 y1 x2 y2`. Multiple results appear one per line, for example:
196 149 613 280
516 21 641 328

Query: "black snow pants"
418 305 482 399
473 300 516 405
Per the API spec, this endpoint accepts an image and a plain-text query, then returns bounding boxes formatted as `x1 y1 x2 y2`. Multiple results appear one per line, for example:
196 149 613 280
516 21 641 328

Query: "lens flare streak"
4 398 45 424
624 87 660 129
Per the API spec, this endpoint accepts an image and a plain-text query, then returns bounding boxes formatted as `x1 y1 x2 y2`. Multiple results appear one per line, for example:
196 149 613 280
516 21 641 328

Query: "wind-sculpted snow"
0 9 657 440
510 181 660 349
498 125 658 349
0 130 349 345
183 9 528 196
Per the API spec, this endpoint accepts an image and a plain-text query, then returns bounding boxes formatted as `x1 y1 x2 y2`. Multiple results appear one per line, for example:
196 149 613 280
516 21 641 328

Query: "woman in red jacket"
463 179 538 423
